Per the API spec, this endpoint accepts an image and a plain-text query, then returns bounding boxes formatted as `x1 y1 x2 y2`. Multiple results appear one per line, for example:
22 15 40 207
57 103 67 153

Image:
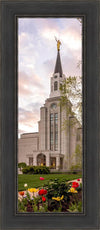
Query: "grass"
18 173 82 191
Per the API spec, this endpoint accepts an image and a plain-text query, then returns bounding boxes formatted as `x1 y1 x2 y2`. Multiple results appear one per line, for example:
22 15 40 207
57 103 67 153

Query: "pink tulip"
40 177 44 180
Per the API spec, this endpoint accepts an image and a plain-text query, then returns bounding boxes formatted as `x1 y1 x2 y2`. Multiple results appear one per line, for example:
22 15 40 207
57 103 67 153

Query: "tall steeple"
54 50 63 77
49 39 66 98
54 38 63 77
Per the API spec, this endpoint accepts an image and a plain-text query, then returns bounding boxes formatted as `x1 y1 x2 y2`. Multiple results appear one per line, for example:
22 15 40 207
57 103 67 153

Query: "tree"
59 76 82 125
59 76 82 171
70 144 82 170
18 162 27 171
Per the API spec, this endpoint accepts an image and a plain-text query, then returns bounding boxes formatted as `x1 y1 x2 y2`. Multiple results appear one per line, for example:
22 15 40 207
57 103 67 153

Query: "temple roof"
54 50 63 77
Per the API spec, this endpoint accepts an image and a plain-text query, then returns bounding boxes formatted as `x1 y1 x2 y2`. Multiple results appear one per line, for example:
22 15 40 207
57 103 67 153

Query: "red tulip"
40 177 44 180
42 196 46 202
19 191 24 196
77 178 80 181
39 189 47 195
72 181 79 189
43 189 47 195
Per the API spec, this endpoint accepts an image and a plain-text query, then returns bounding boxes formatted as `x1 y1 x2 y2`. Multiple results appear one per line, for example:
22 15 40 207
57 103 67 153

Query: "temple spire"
54 38 63 77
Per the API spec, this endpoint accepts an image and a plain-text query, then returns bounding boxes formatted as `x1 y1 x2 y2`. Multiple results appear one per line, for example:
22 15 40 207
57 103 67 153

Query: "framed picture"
1 0 99 229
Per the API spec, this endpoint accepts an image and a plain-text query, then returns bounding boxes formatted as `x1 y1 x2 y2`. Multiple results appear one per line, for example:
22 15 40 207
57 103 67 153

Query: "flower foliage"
18 178 82 213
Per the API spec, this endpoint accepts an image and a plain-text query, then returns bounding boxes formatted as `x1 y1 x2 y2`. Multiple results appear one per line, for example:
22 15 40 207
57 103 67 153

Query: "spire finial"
55 37 61 51
54 37 63 76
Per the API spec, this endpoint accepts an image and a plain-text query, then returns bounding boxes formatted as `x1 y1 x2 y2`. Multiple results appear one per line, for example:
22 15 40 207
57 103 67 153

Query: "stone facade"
18 49 82 170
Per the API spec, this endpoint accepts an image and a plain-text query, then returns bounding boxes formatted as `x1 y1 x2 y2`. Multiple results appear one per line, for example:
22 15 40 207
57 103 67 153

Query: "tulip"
52 195 64 201
39 189 47 195
72 181 79 189
28 188 39 193
40 177 44 180
24 183 28 187
68 187 78 193
19 191 24 196
42 196 46 202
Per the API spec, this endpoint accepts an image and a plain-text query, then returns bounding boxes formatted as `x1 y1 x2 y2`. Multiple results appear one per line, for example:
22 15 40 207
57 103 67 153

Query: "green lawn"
18 173 82 191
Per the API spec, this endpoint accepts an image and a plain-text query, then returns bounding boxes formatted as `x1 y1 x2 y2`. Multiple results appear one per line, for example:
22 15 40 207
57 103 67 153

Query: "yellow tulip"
68 187 78 193
52 195 64 201
28 188 39 193
60 195 64 200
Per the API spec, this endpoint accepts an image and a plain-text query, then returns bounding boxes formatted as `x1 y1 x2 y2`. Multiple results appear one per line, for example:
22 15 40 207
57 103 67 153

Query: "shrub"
22 166 50 174
18 162 27 170
45 178 70 200
22 166 30 174
68 201 82 212
70 164 81 170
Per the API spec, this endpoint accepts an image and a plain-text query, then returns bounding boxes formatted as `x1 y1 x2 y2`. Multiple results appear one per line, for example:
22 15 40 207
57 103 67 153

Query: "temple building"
18 41 82 170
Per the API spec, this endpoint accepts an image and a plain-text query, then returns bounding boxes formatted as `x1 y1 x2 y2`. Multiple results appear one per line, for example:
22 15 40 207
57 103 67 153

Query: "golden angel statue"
55 37 61 51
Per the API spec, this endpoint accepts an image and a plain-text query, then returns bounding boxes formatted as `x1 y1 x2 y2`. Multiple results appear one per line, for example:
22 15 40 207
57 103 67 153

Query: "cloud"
19 109 38 123
18 100 46 136
62 54 82 77
41 18 82 51
43 59 54 76
28 102 43 111
18 71 45 97
18 128 27 136
18 107 40 131
18 18 82 136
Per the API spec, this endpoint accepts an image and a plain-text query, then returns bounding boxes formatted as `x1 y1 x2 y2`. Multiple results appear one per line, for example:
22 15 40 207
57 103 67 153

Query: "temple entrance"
50 157 56 169
37 153 46 166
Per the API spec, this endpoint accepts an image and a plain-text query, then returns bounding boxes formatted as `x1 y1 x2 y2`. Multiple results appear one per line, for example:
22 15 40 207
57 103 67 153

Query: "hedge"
18 162 27 169
22 166 50 174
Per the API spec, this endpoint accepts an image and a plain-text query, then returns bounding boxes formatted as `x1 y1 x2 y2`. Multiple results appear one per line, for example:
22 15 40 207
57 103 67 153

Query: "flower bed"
18 178 82 213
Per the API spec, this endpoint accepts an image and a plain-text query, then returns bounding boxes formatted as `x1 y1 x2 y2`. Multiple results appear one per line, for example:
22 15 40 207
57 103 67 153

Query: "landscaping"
22 165 50 174
18 173 82 191
18 174 82 213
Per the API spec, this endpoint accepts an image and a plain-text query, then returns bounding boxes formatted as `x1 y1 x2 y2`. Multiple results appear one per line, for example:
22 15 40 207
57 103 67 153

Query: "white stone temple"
18 41 82 170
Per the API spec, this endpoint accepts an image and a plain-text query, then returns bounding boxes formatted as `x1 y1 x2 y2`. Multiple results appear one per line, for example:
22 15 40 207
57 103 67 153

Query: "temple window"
29 157 33 166
54 113 58 150
54 81 58 91
50 114 54 150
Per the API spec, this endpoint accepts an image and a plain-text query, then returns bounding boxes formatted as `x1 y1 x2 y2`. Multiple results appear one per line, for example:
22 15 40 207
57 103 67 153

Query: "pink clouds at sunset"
19 71 44 96
18 18 82 137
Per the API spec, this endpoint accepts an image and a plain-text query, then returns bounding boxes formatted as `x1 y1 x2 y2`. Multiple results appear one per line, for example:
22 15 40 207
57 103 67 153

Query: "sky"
18 18 82 138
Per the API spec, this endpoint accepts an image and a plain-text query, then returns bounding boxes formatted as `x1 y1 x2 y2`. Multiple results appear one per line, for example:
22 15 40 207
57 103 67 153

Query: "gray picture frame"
1 0 99 229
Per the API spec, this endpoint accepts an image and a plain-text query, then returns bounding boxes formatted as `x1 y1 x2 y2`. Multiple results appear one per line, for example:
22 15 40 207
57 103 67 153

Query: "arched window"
51 103 57 109
54 81 58 91
37 153 46 166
